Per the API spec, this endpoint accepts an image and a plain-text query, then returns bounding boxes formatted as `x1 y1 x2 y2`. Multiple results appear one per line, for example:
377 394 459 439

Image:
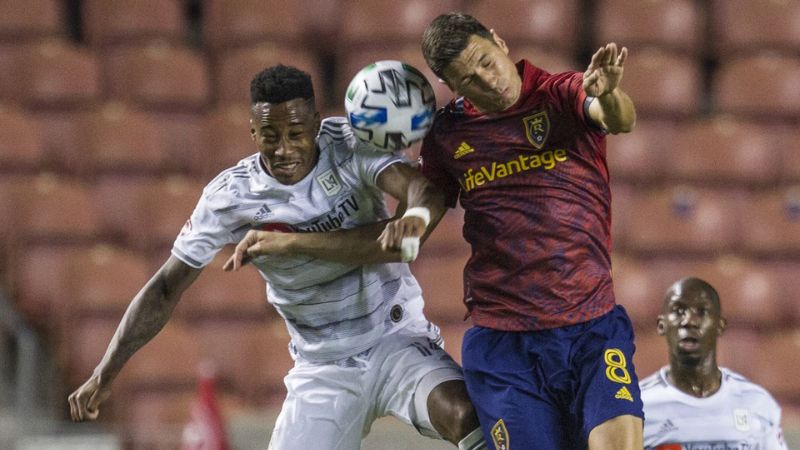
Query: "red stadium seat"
0 44 18 100
773 126 800 183
666 118 780 185
716 328 760 379
465 0 580 51
150 110 207 174
605 119 675 183
752 330 800 399
617 48 701 118
339 0 461 46
179 249 271 320
83 0 185 47
203 0 326 49
14 243 78 330
0 104 45 171
631 330 667 379
740 186 800 255
0 0 63 40
14 40 101 107
411 252 470 324
214 43 324 104
714 54 800 120
722 261 792 328
711 0 800 55
114 321 202 388
595 0 702 54
611 256 666 329
104 42 211 110
67 315 119 386
140 176 203 252
509 45 577 74
337 43 455 109
626 186 742 254
74 103 165 174
204 103 255 176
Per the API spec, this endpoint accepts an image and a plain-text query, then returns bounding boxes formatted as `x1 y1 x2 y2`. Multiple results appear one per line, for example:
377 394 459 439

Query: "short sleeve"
351 142 408 188
420 132 460 208
546 71 604 131
172 191 236 268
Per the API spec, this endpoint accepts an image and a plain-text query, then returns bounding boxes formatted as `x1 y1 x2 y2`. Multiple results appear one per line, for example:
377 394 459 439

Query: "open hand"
583 43 627 97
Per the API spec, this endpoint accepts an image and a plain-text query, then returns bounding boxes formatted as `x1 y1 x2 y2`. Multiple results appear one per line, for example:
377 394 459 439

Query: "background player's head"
657 277 726 368
249 65 321 185
421 12 521 114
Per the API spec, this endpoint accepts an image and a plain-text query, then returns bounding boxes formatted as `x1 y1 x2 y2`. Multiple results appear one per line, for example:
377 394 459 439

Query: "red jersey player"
419 13 642 450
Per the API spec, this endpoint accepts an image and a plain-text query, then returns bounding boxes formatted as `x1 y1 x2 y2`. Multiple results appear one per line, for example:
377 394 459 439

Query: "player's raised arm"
585 43 636 134
67 256 201 422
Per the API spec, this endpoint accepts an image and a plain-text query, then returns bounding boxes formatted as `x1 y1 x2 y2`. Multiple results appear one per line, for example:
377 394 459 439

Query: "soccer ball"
344 60 436 152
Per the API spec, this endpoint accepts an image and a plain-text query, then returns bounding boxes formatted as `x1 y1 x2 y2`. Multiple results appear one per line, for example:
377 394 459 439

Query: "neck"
667 353 721 398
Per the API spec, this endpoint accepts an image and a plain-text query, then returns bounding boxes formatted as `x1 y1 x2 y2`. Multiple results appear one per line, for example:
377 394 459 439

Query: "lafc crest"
491 418 509 450
523 111 550 150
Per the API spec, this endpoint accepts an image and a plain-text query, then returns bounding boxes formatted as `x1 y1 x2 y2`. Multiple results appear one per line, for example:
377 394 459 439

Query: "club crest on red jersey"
523 111 549 150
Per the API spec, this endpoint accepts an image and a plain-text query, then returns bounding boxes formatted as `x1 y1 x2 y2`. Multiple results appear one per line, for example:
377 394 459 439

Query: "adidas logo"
657 419 678 435
254 204 272 221
454 141 475 159
615 386 634 402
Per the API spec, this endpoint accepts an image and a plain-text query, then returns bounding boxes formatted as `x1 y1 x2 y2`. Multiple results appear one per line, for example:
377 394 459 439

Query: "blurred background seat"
82 0 185 48
204 103 255 176
465 0 580 52
740 186 800 255
0 104 45 172
595 0 702 54
605 119 675 184
0 0 63 41
714 54 800 120
711 0 800 55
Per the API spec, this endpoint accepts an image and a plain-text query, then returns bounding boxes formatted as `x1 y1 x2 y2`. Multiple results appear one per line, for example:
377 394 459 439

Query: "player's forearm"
596 88 636 134
93 273 183 385
286 221 403 264
404 174 447 239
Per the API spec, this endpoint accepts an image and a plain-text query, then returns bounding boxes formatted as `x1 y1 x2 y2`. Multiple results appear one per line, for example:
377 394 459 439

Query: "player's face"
250 98 321 185
657 285 725 364
440 32 522 114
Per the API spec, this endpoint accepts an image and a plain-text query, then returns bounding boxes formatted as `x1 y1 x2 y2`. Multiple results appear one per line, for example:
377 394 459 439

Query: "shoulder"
639 367 670 395
721 368 782 410
201 154 260 211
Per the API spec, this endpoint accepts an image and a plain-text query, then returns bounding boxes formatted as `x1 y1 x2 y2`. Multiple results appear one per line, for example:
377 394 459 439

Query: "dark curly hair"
422 13 492 77
250 64 315 104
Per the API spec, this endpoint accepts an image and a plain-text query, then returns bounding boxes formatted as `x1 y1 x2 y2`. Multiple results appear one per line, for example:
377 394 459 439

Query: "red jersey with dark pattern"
419 60 616 331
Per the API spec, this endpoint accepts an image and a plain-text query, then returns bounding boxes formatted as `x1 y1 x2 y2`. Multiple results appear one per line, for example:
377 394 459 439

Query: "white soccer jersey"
172 117 429 362
641 366 787 450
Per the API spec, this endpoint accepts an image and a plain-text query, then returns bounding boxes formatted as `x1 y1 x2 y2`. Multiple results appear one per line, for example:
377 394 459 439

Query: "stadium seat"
595 0 702 54
150 110 207 174
716 328 760 379
14 40 101 108
625 186 742 255
509 45 577 74
67 315 119 386
740 186 800 255
191 319 291 397
605 119 675 183
337 43 454 109
0 104 45 171
631 330 667 379
411 252 470 324
82 0 185 47
179 249 271 320
204 103 255 176
777 127 800 182
714 54 800 120
0 43 18 100
0 0 63 41
214 43 324 104
74 103 165 174
752 330 800 399
665 118 780 185
610 256 666 329
339 0 461 46
711 0 800 55
617 48 701 118
465 0 580 51
722 261 792 328
114 321 202 388
14 243 78 330
103 42 211 110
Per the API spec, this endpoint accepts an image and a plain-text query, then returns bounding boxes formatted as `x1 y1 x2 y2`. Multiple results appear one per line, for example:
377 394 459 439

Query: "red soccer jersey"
420 60 616 331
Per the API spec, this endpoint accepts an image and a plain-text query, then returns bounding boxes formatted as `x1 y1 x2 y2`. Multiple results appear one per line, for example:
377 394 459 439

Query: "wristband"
402 206 431 227
401 237 420 263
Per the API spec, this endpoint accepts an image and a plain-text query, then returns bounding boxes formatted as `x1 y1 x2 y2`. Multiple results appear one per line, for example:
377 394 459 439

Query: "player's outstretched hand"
378 215 427 263
68 375 110 422
224 230 290 271
583 42 627 98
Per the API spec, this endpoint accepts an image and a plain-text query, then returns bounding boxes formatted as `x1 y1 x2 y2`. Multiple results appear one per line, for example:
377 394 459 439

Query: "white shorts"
268 322 464 450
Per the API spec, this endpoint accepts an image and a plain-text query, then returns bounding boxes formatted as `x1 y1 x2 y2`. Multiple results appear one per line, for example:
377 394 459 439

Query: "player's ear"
250 120 257 142
656 315 666 336
717 317 727 336
490 29 510 55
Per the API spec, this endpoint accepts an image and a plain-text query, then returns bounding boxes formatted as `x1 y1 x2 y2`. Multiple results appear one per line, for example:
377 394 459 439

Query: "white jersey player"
69 65 487 450
641 278 787 450
642 367 786 449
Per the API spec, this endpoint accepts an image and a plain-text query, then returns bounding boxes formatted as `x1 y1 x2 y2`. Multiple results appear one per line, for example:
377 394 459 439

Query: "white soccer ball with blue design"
345 60 436 152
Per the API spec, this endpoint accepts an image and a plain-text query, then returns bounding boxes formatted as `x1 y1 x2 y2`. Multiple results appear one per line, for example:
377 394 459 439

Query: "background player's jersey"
173 117 426 362
420 59 613 331
641 366 787 450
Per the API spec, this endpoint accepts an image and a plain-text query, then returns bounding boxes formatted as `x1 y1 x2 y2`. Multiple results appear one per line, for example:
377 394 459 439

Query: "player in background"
417 12 642 450
68 65 487 450
641 277 787 449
